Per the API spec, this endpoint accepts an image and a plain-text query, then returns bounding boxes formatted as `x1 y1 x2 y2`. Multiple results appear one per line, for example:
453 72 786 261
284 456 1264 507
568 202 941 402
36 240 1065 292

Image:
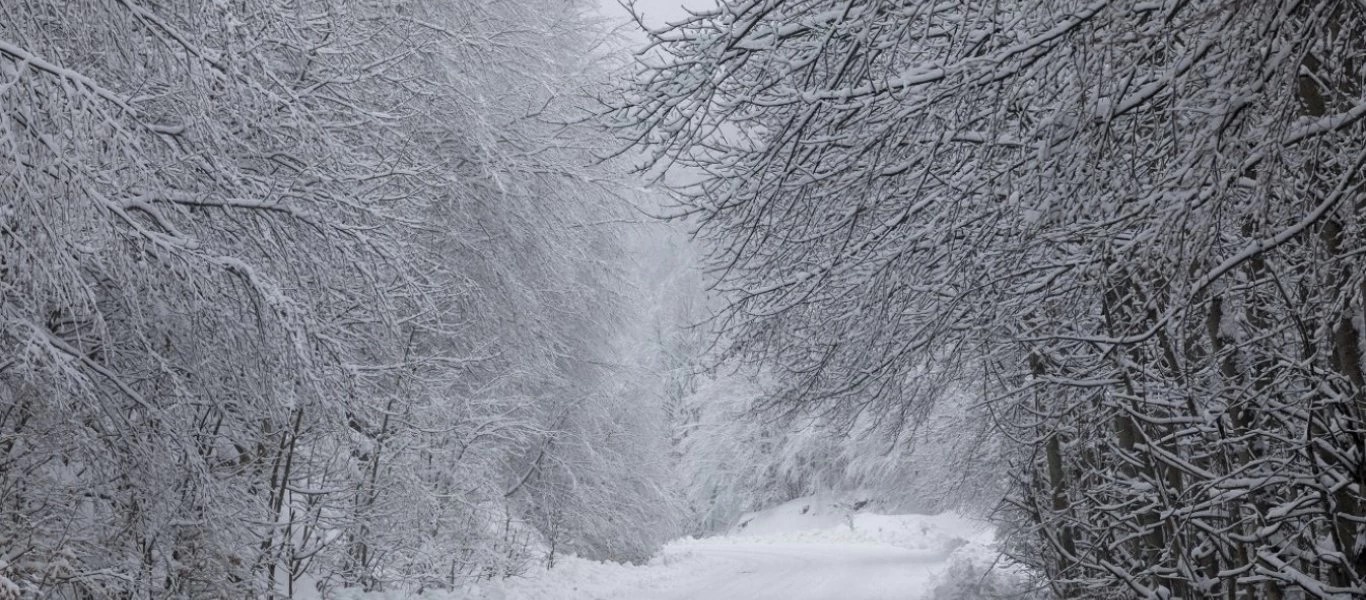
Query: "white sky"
595 0 713 29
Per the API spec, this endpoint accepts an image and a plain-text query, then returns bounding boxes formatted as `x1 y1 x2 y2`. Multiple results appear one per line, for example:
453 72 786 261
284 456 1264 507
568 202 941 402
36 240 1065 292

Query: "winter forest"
1 0 1363 599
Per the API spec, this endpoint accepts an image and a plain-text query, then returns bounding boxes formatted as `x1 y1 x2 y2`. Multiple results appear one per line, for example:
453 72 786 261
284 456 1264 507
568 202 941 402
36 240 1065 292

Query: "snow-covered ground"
459 495 1035 600
308 495 1038 600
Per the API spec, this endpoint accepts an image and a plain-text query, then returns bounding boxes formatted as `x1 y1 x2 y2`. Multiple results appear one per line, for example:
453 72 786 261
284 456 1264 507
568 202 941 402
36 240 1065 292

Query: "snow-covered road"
485 497 1032 600
636 541 949 599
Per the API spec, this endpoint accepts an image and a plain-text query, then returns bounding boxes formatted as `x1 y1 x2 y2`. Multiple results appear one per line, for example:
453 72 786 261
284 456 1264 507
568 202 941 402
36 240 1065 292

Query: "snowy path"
489 498 1024 600
634 541 949 599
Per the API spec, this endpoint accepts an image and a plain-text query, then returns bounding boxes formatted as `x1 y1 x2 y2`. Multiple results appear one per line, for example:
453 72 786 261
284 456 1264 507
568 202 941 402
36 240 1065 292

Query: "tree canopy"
1 0 685 596
610 0 1366 597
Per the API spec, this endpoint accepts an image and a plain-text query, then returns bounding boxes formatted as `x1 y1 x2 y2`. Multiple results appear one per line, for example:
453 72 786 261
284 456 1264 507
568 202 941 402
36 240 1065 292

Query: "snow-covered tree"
609 0 1366 597
1 0 685 597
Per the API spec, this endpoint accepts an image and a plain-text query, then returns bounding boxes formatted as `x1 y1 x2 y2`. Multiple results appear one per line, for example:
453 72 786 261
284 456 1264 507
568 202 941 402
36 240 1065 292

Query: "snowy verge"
719 494 988 554
925 540 1050 600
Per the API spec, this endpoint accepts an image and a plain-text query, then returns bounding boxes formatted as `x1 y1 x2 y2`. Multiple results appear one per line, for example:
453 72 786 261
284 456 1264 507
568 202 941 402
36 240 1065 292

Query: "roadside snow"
726 495 990 554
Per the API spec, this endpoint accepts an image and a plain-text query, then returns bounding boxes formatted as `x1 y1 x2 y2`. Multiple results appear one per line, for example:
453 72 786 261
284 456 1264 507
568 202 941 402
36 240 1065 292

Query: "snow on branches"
609 0 1366 597
1 0 682 597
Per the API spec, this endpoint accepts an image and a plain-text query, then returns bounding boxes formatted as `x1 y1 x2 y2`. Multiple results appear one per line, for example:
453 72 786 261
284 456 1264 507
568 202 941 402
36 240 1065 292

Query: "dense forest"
3 0 1365 599
0 0 698 596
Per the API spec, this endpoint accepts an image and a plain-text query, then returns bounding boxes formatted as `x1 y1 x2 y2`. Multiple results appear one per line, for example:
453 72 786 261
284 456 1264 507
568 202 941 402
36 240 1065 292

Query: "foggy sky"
596 0 713 28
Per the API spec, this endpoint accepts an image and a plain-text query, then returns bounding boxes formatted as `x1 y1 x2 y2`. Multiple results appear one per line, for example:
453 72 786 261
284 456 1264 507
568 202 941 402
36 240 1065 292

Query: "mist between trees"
3 0 1365 599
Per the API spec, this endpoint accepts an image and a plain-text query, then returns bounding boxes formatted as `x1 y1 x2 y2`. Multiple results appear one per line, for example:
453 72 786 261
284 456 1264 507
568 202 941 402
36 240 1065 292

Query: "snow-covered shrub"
674 368 1010 535
928 546 1052 600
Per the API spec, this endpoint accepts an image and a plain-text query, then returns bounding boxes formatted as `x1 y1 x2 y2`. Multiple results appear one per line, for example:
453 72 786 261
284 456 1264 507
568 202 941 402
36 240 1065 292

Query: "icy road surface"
636 540 951 599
